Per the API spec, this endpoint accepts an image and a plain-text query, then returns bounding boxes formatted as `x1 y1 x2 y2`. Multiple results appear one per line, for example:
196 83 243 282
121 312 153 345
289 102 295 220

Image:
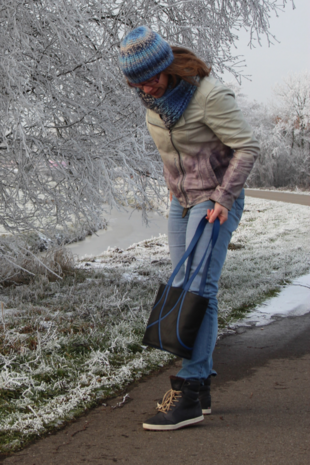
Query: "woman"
119 26 259 431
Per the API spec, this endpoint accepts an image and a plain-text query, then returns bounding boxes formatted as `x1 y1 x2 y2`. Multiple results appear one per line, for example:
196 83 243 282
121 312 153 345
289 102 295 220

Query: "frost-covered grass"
217 197 310 320
0 197 309 452
0 264 173 453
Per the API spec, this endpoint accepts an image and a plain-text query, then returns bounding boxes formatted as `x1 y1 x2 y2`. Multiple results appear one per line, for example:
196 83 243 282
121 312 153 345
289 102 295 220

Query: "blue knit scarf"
137 78 198 129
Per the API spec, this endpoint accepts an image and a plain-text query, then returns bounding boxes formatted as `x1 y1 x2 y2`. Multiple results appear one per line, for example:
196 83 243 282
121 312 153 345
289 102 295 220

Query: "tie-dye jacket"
146 76 260 210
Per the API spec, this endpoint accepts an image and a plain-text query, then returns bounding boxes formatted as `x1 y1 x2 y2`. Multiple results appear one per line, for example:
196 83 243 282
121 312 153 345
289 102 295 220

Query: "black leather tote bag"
142 217 220 359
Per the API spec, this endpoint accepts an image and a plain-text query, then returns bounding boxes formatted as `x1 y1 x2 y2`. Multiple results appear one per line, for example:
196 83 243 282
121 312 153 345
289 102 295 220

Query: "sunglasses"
128 74 161 89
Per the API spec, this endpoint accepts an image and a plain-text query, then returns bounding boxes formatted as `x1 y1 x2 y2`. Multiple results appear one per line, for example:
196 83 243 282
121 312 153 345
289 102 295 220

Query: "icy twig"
111 394 131 409
1 302 5 332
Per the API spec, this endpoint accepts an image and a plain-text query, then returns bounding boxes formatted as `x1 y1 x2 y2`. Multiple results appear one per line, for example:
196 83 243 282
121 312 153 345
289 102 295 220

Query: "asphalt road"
2 313 310 465
245 189 310 206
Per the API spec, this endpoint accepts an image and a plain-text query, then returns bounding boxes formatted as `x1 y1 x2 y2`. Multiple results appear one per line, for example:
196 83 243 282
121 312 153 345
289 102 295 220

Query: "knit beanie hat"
119 26 174 84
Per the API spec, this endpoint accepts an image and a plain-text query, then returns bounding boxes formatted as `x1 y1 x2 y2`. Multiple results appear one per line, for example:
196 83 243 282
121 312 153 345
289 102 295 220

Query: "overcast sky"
224 0 310 104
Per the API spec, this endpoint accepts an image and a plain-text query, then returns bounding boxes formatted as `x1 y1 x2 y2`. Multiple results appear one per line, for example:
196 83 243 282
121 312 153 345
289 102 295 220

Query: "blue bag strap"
198 218 220 295
182 218 220 296
182 232 200 285
166 216 208 288
199 218 220 295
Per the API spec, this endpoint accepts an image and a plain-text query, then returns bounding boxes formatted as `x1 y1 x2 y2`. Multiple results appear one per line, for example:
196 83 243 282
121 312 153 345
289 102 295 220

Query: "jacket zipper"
147 119 188 205
169 129 188 206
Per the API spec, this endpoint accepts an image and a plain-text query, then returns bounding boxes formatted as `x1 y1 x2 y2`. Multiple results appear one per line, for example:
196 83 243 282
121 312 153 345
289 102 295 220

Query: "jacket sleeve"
203 84 260 210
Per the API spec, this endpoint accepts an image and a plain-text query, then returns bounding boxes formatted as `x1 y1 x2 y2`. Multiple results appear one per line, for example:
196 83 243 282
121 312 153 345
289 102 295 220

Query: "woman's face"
129 73 169 98
142 73 169 98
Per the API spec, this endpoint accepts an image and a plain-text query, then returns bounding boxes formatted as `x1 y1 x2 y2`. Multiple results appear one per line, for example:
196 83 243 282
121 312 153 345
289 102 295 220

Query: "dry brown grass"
0 245 74 286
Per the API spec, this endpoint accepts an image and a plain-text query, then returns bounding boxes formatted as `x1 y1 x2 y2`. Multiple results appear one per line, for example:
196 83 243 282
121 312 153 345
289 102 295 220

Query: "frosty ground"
0 196 309 453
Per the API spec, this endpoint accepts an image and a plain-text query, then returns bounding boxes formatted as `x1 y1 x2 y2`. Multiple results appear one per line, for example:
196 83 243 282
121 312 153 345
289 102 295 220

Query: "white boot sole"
202 407 211 415
143 415 204 431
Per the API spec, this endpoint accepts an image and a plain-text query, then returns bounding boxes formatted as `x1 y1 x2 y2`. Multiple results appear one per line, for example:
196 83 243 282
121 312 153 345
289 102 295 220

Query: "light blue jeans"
168 190 245 380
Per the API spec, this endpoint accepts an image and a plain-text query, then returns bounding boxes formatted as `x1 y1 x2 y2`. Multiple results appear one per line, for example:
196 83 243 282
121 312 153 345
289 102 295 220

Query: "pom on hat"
119 26 174 84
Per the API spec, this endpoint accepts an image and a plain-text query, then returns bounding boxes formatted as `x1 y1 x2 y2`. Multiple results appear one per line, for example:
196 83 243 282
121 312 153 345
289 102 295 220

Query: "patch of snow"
120 272 146 283
235 274 310 327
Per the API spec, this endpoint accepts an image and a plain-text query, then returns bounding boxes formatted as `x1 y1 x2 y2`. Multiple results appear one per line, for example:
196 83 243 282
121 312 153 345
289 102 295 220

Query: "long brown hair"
164 46 211 87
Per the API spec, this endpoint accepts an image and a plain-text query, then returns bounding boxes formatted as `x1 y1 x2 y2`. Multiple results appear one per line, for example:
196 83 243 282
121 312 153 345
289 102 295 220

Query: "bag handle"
167 216 220 295
183 218 220 296
167 216 209 288
199 220 219 295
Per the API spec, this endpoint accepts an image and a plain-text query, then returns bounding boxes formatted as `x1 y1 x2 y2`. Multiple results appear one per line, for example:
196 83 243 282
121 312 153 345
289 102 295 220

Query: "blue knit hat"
119 26 174 84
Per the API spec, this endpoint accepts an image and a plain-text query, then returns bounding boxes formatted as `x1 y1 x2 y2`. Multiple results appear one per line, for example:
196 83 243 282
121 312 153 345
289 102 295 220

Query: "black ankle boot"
143 376 204 431
198 376 212 415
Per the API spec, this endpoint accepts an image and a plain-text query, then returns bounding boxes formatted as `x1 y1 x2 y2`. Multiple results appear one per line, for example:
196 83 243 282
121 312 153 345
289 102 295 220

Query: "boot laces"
156 389 182 413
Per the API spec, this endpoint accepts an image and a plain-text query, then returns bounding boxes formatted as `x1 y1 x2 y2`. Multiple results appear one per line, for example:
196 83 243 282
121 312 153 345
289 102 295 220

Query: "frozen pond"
67 208 168 258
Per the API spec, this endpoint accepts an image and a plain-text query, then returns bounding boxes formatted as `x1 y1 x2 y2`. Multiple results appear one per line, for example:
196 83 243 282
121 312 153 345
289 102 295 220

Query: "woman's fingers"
206 208 214 220
207 203 228 224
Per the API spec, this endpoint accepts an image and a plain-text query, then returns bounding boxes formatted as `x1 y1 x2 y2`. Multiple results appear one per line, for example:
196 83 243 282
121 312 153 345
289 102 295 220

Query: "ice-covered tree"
268 72 309 187
239 71 310 188
272 71 310 150
0 0 295 279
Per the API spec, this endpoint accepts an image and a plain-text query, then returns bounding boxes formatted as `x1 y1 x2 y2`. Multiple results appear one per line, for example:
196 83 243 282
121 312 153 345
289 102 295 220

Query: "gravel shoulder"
2 312 309 465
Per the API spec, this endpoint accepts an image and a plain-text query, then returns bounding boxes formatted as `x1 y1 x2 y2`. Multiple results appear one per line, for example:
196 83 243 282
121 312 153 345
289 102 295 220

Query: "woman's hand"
206 202 228 225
